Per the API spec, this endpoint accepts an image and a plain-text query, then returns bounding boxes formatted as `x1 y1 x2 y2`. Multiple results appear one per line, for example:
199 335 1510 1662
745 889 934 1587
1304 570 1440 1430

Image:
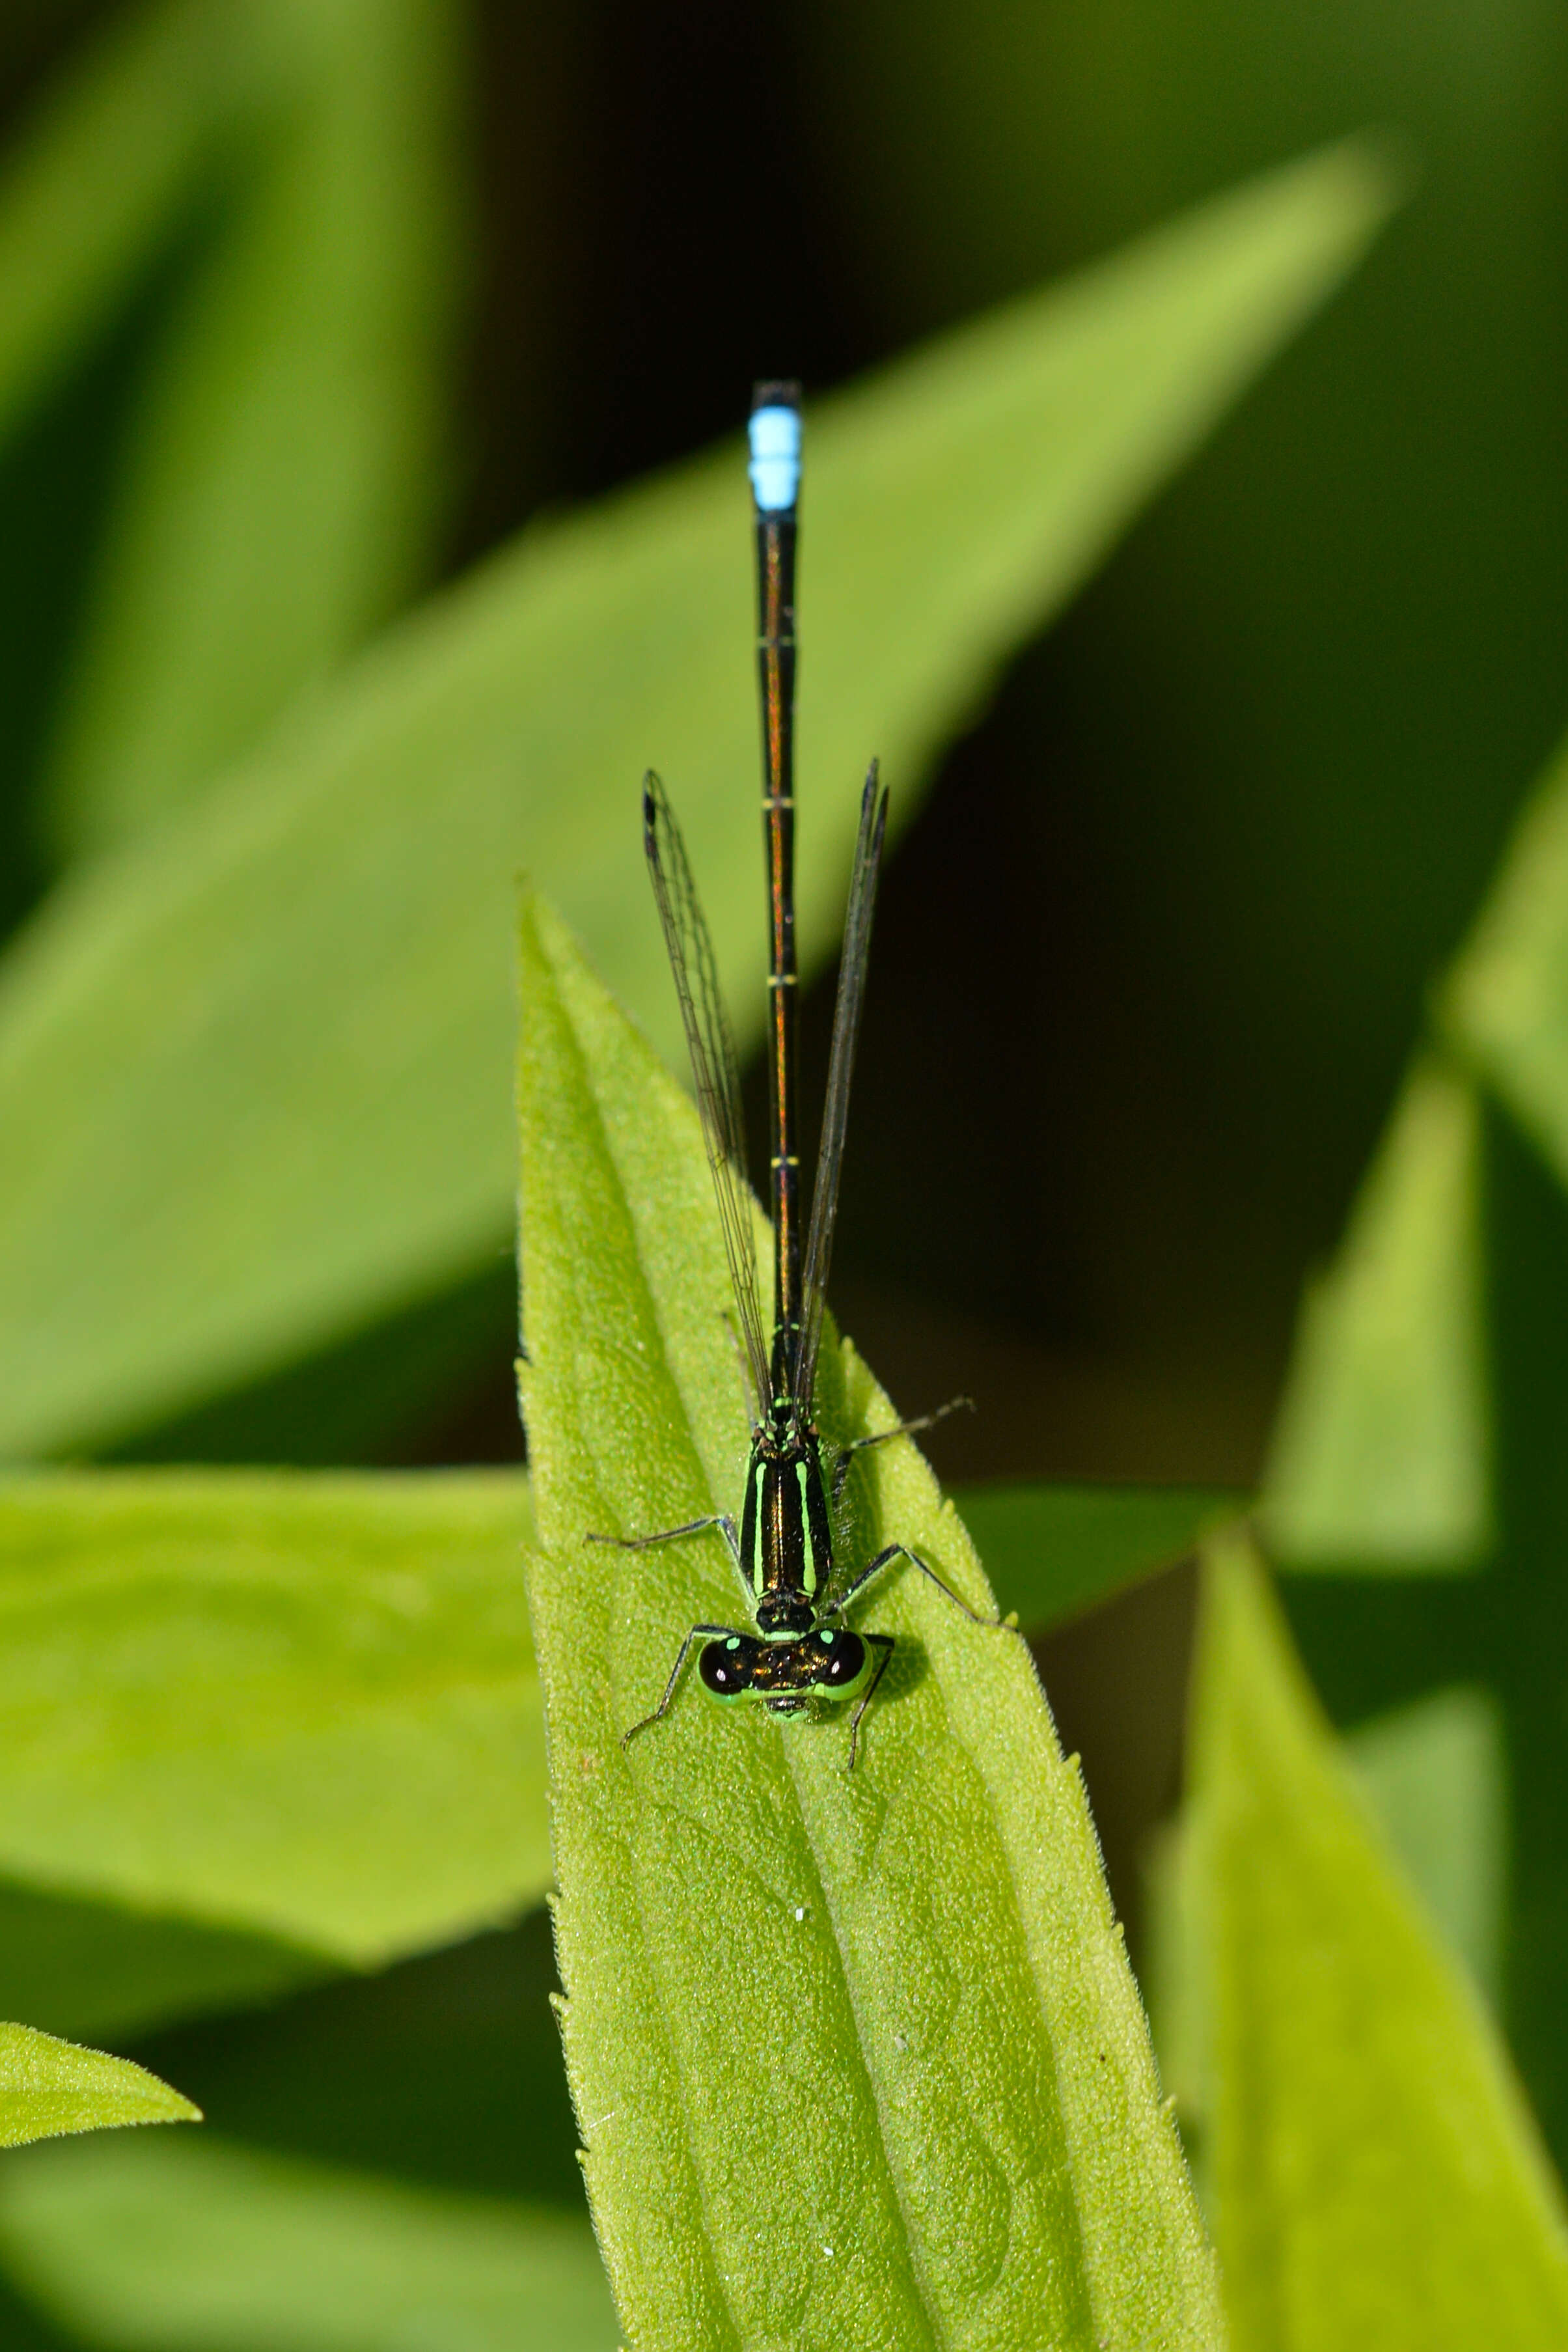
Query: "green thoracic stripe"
749 1461 765 1597
797 1460 816 1594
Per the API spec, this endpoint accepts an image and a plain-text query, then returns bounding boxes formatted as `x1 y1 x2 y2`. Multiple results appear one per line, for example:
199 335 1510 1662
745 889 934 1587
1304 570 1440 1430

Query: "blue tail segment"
749 395 801 516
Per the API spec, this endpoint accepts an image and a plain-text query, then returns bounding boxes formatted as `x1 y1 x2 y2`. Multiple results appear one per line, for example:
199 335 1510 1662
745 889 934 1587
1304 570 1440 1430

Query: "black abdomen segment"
751 384 803 1373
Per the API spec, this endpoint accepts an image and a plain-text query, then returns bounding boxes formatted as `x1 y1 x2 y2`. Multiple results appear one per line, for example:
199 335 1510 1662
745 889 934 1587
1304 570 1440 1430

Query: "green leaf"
0 2023 197 2151
1262 1053 1491 1570
0 139 1395 1460
1445 726 1568 1184
1260 711 1568 2161
1345 1685 1506 2008
516 892 1222 2351
0 2136 614 2351
115 1258 519 1470
0 1469 545 1965
956 1479 1245 1631
0 0 223 456
108 1905 586 2216
44 0 469 858
1186 1528 1568 2349
0 1878 330 2047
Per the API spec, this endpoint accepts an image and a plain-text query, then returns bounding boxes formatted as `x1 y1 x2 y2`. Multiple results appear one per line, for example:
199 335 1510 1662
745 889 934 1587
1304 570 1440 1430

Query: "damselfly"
590 383 1006 1768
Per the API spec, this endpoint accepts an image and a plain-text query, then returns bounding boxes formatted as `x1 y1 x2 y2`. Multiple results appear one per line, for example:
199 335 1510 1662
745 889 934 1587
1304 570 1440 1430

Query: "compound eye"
811 1628 866 1689
700 1635 760 1699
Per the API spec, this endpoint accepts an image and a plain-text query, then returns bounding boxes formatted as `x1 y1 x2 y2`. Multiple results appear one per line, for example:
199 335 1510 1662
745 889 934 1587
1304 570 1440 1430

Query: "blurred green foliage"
1161 1533 1568 2350
0 1471 546 1973
1 0 1567 2343
0 2137 616 2352
0 116 1384 1465
1261 725 1568 2176
800 0 1568 1411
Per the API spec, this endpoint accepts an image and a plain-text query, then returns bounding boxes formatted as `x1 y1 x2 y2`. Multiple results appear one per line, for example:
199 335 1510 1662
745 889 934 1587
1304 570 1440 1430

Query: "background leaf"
105 1909 584 2218
517 891 1222 2351
1183 1529 1568 2349
0 1471 543 1967
41 0 469 860
0 140 1394 1461
1261 708 1568 2165
959 1480 1244 1629
1445 730 1568 1180
791 0 1566 1482
0 1880 329 2051
0 0 223 457
0 2023 196 2150
0 2135 614 2351
1263 1052 1490 1571
1343 1685 1506 2008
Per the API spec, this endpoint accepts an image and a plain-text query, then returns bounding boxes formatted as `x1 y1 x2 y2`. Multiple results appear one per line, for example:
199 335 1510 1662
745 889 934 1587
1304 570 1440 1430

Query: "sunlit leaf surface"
1186 1529 1568 2350
0 1471 543 1965
0 141 1394 1458
0 2024 196 2151
517 892 1222 2351
0 2136 614 2351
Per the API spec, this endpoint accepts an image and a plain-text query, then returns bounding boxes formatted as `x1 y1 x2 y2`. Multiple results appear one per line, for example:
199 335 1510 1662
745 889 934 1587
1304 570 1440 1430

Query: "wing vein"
797 764 888 1417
